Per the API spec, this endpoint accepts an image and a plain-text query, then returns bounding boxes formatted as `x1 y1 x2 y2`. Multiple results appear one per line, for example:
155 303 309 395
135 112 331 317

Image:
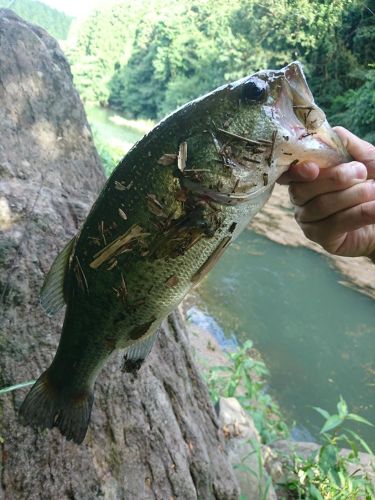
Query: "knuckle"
360 181 375 201
313 195 329 215
300 223 316 242
329 162 365 186
359 203 375 223
330 166 349 185
289 184 302 205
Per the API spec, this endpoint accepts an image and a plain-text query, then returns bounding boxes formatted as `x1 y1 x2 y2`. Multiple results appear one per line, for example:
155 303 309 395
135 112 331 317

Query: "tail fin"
19 371 94 444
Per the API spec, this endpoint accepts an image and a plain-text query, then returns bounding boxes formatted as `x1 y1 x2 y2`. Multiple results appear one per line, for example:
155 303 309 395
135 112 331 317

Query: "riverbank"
182 304 375 499
250 184 375 300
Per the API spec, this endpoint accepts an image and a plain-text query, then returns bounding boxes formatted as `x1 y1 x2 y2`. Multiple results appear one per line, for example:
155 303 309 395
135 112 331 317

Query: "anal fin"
121 332 158 374
40 236 76 316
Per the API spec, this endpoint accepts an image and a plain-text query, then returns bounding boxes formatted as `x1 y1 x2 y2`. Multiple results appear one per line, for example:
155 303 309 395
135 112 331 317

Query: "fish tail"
19 370 94 444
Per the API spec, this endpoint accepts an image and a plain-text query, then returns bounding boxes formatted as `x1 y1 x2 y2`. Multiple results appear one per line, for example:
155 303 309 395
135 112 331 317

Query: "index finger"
334 127 375 178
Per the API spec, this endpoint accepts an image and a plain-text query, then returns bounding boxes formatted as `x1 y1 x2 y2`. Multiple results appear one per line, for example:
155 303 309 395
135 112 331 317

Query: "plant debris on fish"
19 61 350 444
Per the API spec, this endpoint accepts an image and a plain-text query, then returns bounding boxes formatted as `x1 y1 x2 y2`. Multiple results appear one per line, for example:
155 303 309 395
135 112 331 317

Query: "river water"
88 106 375 448
196 230 375 447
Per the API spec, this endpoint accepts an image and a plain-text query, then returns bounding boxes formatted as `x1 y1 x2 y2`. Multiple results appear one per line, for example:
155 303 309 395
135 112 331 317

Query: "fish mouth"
181 177 273 206
264 62 350 171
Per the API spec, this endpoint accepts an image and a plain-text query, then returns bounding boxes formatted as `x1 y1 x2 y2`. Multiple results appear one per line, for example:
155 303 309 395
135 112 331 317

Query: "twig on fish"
114 181 126 191
106 259 118 271
263 173 269 186
299 132 317 140
242 156 261 164
112 273 128 304
165 275 179 288
266 130 277 166
118 208 128 220
178 142 187 172
114 180 133 191
147 193 167 217
293 105 313 110
232 179 240 193
158 153 177 166
100 221 106 246
256 138 272 145
120 272 128 299
90 225 149 269
183 169 210 172
74 256 88 293
217 128 265 147
210 132 222 153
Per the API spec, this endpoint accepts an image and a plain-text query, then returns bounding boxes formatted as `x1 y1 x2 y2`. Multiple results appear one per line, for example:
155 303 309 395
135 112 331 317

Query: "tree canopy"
5 0 375 141
0 0 72 39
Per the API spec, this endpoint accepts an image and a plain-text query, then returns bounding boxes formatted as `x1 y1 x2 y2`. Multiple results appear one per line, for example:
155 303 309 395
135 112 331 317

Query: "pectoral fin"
121 331 158 373
40 236 76 316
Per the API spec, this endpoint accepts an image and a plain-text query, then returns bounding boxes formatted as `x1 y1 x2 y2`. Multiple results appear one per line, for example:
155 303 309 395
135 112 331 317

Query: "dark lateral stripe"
191 237 231 284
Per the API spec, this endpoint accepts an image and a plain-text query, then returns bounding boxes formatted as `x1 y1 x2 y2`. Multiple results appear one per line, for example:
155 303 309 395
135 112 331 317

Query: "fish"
19 61 350 444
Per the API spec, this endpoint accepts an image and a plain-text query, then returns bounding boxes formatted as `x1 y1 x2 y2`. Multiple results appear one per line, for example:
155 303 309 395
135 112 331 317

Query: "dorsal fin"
40 236 76 316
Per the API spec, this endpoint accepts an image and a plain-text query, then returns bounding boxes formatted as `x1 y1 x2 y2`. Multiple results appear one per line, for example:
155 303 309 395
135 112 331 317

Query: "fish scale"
19 61 350 443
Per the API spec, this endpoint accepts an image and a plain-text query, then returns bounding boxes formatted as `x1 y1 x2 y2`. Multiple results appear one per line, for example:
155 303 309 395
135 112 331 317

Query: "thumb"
334 126 375 178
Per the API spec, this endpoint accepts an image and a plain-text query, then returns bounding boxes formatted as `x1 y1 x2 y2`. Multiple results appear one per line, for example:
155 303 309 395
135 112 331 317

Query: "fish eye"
241 78 268 103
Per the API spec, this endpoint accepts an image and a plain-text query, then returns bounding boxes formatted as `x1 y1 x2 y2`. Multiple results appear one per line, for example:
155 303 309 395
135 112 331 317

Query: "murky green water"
86 105 151 155
87 105 375 447
197 230 375 446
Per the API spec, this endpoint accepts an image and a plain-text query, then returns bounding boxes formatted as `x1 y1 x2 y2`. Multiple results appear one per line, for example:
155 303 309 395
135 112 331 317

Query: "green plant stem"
0 380 36 395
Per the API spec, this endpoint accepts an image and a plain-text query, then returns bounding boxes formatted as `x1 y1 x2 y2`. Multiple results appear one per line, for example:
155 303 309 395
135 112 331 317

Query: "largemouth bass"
20 62 350 444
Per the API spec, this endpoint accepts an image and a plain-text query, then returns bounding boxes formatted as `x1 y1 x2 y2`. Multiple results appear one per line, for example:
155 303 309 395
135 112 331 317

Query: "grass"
204 341 374 499
204 339 289 444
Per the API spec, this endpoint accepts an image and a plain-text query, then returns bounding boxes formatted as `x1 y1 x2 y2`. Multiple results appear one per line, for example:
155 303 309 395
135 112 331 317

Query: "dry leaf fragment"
178 142 187 172
118 208 127 220
157 153 177 166
165 275 179 287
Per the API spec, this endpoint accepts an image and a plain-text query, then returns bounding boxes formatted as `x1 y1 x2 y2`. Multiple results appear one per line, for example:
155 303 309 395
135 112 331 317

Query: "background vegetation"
0 0 72 39
5 0 373 140
63 0 374 142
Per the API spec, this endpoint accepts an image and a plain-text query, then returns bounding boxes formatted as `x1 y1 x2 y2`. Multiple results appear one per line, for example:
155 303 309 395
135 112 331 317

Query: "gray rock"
218 397 277 499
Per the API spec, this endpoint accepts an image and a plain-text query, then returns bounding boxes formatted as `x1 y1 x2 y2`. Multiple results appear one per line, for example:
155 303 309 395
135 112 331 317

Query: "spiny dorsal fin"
121 332 158 373
40 236 76 316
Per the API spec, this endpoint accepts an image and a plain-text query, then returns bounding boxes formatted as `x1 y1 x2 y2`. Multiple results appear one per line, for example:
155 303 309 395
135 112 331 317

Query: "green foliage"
64 0 375 135
205 340 289 444
67 1 145 105
0 0 73 40
285 397 375 499
331 69 375 143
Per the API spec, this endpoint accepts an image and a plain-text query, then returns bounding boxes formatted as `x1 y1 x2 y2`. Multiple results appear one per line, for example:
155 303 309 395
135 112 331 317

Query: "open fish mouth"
266 62 350 169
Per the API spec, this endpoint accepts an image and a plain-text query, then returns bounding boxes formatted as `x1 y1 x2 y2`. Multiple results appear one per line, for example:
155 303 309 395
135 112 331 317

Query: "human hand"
278 127 375 261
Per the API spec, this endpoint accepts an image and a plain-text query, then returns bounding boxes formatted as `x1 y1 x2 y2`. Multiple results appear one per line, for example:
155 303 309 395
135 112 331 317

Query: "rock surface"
250 184 375 300
218 397 277 500
0 10 238 499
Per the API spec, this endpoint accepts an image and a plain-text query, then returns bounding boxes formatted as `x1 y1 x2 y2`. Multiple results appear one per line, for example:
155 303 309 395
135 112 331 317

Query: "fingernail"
352 162 367 179
299 162 319 179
